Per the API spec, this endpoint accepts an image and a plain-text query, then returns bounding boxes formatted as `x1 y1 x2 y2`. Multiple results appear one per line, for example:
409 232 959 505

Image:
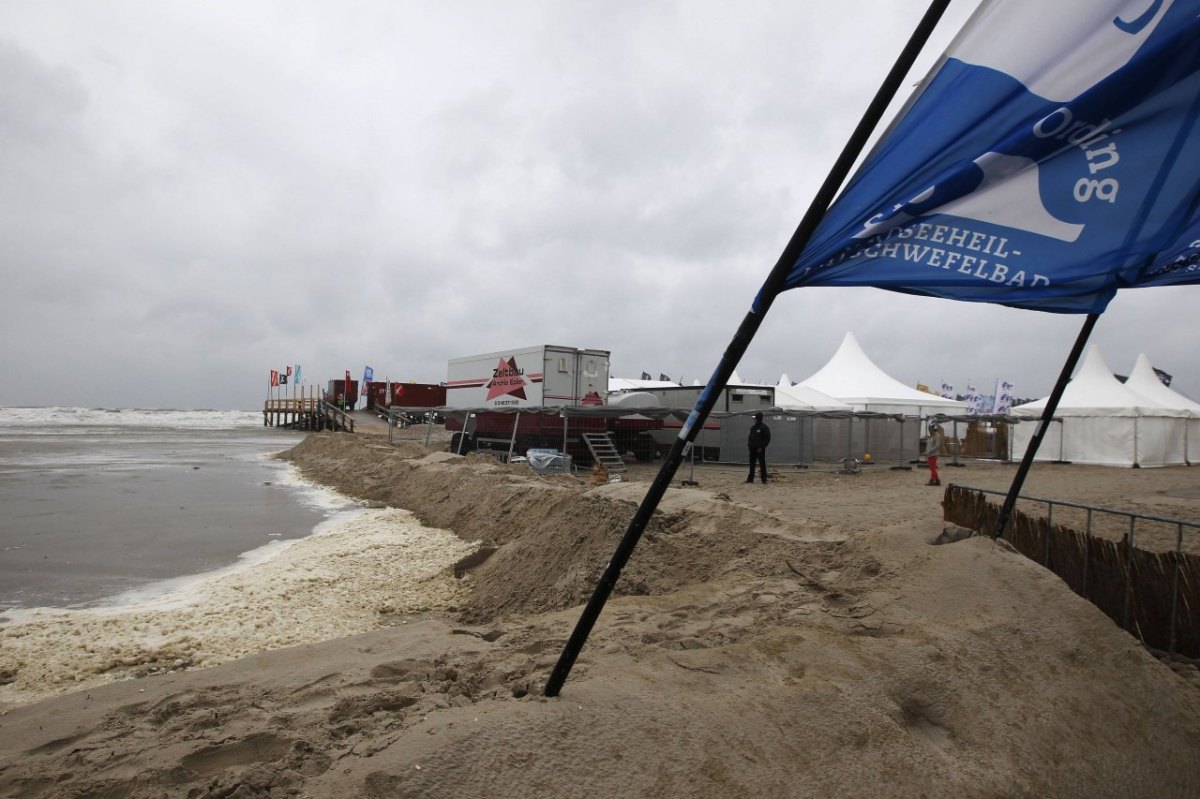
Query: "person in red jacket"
926 423 944 486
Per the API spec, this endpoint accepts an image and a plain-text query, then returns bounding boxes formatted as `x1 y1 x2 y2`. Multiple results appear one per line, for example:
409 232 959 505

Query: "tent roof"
773 374 851 410
798 332 966 408
1012 346 1187 417
609 377 680 392
1124 353 1200 414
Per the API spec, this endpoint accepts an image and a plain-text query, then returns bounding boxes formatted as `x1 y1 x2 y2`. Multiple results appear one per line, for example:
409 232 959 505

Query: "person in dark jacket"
746 412 771 484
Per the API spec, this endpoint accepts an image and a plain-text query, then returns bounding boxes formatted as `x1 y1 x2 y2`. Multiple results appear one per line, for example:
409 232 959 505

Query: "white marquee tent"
1010 347 1188 467
798 332 968 415
1124 353 1200 464
773 373 851 411
792 333 966 463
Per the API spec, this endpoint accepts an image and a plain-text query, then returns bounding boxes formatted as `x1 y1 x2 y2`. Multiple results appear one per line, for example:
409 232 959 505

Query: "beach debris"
588 462 609 485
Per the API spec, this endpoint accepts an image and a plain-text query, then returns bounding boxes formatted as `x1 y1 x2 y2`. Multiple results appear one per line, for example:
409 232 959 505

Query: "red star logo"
485 357 528 401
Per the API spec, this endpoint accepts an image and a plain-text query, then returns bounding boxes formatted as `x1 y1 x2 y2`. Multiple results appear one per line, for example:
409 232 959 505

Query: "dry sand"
2 427 1200 798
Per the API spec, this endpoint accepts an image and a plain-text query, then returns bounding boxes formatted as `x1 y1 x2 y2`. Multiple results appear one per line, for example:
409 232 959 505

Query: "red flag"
270 370 279 387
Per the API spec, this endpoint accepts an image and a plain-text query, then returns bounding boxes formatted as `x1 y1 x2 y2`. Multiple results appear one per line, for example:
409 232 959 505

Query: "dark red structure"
390 382 446 408
326 379 359 409
365 382 447 411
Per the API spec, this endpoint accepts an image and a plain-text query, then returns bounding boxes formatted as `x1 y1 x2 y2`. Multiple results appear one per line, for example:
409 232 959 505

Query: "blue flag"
1135 205 1200 286
764 0 1200 315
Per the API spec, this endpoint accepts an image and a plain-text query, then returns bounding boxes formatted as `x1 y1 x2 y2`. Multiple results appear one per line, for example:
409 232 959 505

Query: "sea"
0 407 477 708
0 406 353 612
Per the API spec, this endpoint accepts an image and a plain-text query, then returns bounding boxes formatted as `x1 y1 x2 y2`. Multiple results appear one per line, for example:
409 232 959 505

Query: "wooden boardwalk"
262 398 355 432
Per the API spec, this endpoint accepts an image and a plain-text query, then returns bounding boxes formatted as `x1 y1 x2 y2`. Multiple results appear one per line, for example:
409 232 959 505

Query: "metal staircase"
582 432 627 473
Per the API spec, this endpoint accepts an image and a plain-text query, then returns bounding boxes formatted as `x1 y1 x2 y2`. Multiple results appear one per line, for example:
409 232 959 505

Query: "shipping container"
366 381 447 411
634 384 775 459
391 382 447 408
326 379 359 409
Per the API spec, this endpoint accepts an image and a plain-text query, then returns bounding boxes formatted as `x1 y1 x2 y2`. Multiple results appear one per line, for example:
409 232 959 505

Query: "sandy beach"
2 425 1199 798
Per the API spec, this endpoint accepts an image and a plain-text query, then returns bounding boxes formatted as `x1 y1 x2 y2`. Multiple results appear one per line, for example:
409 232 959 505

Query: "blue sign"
761 0 1200 315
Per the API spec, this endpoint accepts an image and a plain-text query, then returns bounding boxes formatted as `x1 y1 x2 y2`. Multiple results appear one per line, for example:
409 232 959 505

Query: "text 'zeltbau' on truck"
443 345 660 465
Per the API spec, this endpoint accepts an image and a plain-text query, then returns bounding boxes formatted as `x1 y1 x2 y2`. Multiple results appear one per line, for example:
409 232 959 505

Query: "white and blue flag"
764 0 1200 314
1135 205 1200 285
993 379 1016 414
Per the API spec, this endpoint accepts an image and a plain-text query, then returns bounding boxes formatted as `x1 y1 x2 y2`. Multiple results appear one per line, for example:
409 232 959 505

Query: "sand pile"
2 431 1199 798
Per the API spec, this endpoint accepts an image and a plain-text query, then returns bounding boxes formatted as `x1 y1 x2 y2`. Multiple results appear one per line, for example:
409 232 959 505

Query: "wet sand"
1 428 1198 798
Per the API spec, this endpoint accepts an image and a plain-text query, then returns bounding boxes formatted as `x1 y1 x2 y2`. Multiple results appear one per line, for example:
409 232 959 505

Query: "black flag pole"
544 0 953 698
991 312 1100 539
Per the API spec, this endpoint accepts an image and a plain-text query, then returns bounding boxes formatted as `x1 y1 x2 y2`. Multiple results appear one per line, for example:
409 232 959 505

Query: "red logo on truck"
486 357 528 401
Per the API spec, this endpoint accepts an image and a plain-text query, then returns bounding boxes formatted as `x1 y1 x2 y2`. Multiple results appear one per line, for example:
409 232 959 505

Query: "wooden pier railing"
262 398 355 432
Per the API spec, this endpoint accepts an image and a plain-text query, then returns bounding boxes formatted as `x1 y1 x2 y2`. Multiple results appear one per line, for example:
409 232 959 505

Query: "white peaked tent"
798 332 967 414
1124 353 1200 463
773 374 851 411
1010 347 1188 467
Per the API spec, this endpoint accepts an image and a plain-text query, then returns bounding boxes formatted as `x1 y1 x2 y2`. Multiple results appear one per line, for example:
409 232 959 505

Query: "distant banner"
993 379 1015 414
964 383 991 416
293 364 302 385
759 1 1200 315
364 366 374 384
270 370 279 388
939 381 955 400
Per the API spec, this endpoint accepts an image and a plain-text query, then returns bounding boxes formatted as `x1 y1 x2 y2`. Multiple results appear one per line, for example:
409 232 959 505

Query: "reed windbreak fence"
944 485 1200 659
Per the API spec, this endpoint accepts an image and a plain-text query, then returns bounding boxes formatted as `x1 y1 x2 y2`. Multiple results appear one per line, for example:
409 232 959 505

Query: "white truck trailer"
445 345 610 409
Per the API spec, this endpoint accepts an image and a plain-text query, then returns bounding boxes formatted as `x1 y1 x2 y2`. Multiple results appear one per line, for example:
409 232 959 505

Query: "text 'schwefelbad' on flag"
762 1 1200 315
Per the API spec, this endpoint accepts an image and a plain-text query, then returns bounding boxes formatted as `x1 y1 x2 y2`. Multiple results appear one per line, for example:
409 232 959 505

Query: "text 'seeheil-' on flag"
764 0 1200 315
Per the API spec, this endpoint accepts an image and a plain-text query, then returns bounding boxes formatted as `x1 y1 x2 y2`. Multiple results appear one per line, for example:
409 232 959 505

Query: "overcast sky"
2 1 1197 410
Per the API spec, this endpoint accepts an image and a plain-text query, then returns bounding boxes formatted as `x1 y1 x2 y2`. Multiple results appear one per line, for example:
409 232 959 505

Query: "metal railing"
954 484 1200 657
974 485 1200 555
383 406 441 447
